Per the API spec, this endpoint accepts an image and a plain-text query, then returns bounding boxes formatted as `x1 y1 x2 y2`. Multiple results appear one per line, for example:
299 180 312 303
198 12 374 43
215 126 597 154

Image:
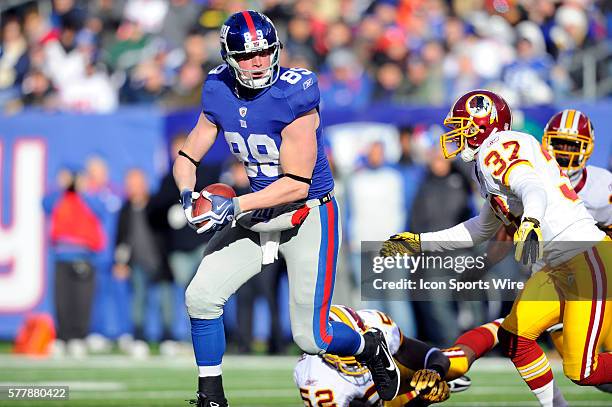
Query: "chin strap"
461 146 479 162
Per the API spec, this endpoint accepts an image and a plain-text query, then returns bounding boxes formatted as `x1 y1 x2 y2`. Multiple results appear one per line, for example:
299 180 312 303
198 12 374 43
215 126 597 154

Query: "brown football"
192 183 237 229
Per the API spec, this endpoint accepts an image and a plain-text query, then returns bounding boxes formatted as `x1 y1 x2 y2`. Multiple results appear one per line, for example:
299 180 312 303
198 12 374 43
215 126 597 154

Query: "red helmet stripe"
342 306 366 331
241 11 257 40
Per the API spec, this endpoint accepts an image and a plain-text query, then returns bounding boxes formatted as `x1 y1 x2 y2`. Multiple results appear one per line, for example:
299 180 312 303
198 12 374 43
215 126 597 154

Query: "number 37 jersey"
201 64 334 200
474 130 604 265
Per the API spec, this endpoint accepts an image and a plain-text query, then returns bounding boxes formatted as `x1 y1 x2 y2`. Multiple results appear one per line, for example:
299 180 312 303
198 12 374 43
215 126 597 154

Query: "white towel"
260 231 281 265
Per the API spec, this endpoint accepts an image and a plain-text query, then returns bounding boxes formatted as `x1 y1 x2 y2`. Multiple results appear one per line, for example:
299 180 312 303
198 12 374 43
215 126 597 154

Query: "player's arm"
381 202 501 257
421 202 502 251
505 164 547 224
235 109 318 212
393 336 450 378
173 112 218 192
173 112 219 230
394 336 451 403
504 163 547 264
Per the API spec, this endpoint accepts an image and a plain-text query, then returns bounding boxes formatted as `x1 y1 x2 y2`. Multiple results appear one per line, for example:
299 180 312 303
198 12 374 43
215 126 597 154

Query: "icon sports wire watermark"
359 240 611 301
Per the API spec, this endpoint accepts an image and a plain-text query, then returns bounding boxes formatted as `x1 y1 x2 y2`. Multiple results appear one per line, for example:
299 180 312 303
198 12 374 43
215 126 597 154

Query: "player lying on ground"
380 90 612 407
174 10 399 407
295 305 450 407
296 305 511 406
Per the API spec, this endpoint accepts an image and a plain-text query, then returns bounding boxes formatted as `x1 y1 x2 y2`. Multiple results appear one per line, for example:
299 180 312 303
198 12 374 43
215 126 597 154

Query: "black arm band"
178 150 200 168
282 173 312 185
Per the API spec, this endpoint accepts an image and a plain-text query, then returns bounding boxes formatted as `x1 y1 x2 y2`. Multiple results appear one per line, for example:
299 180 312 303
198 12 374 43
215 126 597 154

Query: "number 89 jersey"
201 64 334 200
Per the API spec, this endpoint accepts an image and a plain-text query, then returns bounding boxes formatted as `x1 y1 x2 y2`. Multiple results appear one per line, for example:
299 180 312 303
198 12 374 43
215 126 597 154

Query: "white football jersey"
574 165 612 229
474 130 604 266
294 310 402 407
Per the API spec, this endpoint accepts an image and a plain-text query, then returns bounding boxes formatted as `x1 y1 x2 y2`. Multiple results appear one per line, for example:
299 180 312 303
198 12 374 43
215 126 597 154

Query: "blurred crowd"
0 0 611 114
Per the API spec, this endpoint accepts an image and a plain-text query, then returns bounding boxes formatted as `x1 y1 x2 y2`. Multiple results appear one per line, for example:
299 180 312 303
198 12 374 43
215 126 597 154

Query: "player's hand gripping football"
410 369 450 403
180 189 235 234
180 189 207 230
513 217 543 265
195 191 235 234
380 232 422 257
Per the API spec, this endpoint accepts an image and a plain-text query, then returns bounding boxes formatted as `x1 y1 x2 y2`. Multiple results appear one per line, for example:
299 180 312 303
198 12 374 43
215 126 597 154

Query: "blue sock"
191 317 225 366
325 321 362 356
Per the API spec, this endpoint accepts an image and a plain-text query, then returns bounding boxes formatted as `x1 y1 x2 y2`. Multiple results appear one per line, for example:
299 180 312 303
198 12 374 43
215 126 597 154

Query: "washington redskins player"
295 305 489 407
542 109 612 233
541 109 612 394
380 90 612 407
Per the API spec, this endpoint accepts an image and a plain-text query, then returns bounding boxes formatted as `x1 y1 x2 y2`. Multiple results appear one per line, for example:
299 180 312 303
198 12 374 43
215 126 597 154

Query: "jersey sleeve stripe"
574 167 588 194
501 159 533 186
364 384 377 399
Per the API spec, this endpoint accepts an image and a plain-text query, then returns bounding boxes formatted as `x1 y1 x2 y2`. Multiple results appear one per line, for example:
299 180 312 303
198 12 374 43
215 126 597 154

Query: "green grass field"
0 354 610 406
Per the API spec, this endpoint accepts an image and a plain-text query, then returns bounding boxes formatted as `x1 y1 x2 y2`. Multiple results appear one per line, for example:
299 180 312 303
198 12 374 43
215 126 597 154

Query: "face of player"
552 139 581 169
235 48 273 79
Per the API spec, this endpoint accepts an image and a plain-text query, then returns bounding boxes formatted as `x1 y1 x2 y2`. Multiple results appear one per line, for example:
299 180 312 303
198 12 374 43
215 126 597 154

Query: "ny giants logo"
0 139 46 313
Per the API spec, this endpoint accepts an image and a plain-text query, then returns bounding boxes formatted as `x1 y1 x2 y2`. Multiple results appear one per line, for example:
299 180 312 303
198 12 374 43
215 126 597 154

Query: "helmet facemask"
321 354 371 385
224 41 281 89
543 130 593 172
441 116 481 161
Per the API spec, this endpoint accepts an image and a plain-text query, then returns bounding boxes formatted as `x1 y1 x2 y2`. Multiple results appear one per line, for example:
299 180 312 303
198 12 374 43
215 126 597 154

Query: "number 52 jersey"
201 64 334 200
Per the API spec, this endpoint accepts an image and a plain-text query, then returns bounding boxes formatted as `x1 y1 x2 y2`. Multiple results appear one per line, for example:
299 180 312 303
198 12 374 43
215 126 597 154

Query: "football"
192 183 237 228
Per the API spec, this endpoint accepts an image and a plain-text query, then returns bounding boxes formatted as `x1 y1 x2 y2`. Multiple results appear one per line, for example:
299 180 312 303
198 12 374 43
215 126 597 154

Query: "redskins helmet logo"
465 94 498 123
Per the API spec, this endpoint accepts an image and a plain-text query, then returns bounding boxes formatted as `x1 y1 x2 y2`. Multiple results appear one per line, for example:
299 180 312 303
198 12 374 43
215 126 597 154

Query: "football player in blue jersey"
173 10 400 407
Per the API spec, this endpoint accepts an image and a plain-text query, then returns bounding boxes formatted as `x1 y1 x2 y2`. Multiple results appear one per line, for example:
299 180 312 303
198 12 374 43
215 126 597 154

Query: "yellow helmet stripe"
330 307 355 329
564 109 576 130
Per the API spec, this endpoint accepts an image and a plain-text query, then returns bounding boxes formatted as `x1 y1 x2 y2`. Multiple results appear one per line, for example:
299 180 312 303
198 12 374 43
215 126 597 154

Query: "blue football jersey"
201 65 334 200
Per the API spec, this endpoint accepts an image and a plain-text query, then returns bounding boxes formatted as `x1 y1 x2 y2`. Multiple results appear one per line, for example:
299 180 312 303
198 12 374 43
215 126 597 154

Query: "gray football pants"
185 197 341 354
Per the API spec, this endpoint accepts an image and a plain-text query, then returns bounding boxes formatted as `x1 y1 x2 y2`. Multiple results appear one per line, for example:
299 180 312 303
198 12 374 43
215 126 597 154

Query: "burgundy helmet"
542 109 594 172
323 305 369 378
441 89 512 160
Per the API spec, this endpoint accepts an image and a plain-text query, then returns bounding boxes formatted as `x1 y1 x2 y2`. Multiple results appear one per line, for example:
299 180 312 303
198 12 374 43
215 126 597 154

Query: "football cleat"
188 392 228 407
355 328 400 401
448 375 471 393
